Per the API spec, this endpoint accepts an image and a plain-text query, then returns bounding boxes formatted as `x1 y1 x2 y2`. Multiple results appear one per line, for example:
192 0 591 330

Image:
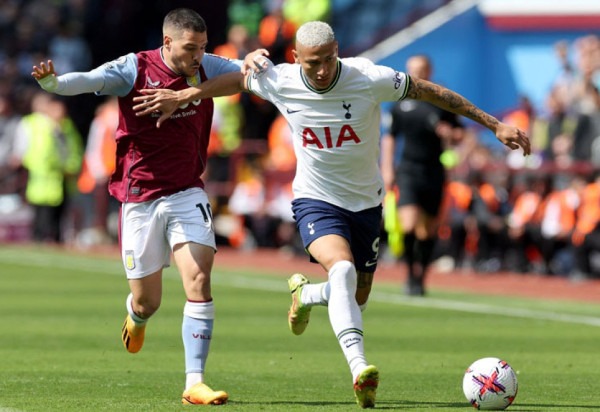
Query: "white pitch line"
2 250 600 327
215 274 600 328
370 291 600 327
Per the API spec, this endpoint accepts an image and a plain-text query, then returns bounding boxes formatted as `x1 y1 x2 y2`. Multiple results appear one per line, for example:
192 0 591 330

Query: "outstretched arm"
132 50 269 128
32 60 105 95
132 72 248 127
407 77 531 155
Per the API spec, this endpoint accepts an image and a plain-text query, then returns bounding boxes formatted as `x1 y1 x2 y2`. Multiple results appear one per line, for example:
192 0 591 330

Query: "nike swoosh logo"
364 260 377 267
286 108 302 114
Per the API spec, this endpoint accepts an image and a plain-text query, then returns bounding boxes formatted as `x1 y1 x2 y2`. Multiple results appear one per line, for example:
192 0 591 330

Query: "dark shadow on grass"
375 400 471 409
227 400 356 407
506 404 600 411
227 400 464 409
229 400 600 410
376 400 600 410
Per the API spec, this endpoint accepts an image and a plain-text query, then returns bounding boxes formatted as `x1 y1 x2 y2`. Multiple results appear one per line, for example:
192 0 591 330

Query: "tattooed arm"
407 76 531 155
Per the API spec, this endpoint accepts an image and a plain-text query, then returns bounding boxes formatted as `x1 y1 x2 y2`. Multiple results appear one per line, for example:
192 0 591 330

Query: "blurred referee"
381 55 465 296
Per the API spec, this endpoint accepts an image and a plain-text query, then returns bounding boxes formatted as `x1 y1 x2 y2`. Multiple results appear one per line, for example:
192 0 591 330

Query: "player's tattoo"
406 77 424 100
357 271 374 289
407 77 499 130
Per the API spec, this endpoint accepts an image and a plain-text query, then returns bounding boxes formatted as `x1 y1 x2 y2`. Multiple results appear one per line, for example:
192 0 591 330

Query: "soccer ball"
462 357 518 410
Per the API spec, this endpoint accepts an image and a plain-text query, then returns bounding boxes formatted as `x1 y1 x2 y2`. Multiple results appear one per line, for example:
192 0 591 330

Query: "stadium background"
1 0 600 283
3 0 599 142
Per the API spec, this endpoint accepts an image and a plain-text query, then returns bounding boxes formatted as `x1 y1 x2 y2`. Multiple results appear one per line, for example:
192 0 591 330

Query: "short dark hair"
163 8 207 34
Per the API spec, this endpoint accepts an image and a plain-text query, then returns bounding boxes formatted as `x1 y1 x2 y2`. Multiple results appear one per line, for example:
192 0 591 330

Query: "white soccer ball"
462 357 518 410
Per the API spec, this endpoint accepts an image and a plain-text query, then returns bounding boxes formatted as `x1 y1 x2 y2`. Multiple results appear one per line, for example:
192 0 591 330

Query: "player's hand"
32 60 56 80
381 167 396 193
495 122 531 156
241 49 270 76
133 89 181 128
32 60 59 92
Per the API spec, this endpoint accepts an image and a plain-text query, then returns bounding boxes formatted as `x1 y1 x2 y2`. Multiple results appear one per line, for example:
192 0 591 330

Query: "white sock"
185 372 204 389
327 260 368 381
301 281 369 313
126 293 147 325
301 282 330 306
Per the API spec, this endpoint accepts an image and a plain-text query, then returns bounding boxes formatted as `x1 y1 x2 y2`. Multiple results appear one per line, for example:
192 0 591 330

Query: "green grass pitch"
0 245 599 411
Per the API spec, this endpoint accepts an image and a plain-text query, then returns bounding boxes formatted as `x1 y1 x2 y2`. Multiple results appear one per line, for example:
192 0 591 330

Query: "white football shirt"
248 57 409 211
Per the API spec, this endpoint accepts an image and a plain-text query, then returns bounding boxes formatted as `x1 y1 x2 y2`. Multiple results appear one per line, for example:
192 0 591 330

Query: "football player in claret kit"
132 21 530 408
31 8 265 405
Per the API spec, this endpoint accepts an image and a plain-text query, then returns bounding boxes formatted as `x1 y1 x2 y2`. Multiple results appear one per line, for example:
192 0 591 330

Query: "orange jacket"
508 192 542 228
540 189 578 238
267 114 296 173
77 101 117 193
573 181 600 243
438 180 472 240
478 182 500 213
258 14 296 63
446 180 472 211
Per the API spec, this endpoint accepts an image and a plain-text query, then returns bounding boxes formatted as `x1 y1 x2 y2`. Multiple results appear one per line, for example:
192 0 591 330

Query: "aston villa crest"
186 73 201 87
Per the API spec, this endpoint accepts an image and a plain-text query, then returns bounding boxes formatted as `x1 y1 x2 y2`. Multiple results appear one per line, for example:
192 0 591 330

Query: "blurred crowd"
0 1 598 281
424 34 600 281
0 0 328 250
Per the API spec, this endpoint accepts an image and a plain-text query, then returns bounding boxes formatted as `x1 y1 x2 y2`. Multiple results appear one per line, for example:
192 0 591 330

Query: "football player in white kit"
132 21 530 408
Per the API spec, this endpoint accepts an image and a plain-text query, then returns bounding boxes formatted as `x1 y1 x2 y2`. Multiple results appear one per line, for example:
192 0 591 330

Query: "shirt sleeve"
246 60 278 101
52 53 137 97
201 53 243 78
95 53 138 96
369 63 410 102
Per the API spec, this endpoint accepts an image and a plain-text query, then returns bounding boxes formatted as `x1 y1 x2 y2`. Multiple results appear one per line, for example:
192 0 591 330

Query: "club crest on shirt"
342 101 352 119
186 73 201 87
125 250 135 270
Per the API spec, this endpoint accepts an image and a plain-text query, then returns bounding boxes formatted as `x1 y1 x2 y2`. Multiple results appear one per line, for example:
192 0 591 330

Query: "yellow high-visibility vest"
21 113 82 206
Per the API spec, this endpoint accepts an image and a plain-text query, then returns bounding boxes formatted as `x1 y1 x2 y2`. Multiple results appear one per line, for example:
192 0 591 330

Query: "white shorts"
120 187 216 279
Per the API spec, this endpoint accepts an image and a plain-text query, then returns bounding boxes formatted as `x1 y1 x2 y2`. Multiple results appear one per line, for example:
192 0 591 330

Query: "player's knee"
328 260 357 293
192 270 211 285
184 270 212 299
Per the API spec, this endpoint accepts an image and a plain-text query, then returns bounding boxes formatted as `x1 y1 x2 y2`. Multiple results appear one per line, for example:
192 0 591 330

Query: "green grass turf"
1 245 599 411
